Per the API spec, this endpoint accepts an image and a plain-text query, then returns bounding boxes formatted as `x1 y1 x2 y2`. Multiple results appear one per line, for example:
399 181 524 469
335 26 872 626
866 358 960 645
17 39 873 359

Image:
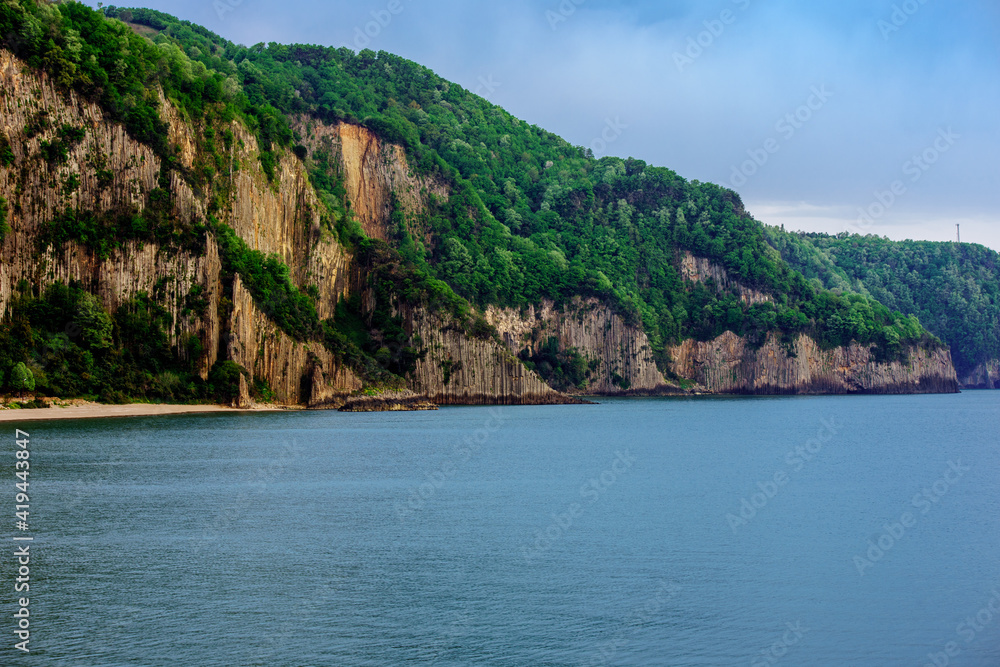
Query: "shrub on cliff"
207 360 246 403
0 196 8 242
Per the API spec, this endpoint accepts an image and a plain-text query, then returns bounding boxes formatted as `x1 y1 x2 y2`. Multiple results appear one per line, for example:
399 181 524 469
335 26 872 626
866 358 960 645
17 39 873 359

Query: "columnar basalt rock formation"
403 304 574 405
959 360 999 390
680 251 773 305
669 330 958 394
486 298 679 395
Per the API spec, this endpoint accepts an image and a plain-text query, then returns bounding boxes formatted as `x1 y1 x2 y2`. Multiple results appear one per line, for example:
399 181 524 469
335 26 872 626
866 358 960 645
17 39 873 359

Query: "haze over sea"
17 392 1000 665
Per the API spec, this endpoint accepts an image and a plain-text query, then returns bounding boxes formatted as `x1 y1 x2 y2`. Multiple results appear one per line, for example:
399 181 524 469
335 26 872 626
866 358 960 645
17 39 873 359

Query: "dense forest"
765 230 1000 377
0 0 981 402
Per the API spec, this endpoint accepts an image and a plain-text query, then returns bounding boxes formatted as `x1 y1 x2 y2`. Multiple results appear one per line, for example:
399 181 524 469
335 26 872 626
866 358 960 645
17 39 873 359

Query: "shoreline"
0 402 291 423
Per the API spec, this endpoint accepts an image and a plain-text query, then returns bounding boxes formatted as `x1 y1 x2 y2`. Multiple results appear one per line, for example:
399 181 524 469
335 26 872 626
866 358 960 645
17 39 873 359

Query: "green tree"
9 362 34 395
78 292 113 349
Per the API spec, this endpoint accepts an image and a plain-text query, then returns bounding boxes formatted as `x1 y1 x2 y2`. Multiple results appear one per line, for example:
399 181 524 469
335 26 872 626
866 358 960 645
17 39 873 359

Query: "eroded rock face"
0 49 357 404
401 304 577 405
669 331 959 394
291 117 448 242
959 360 1000 389
680 251 772 305
227 275 362 405
485 295 958 396
486 298 678 395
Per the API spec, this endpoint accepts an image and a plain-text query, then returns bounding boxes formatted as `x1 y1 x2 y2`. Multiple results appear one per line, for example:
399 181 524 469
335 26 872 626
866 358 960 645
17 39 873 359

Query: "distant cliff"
487 294 958 397
959 361 999 390
487 298 680 395
763 228 1000 389
670 331 958 395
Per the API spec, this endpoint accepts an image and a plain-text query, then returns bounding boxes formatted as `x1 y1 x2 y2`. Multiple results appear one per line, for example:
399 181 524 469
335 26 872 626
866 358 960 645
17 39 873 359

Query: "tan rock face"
402 304 571 405
227 275 362 405
486 298 676 394
959 360 999 389
669 331 959 394
486 294 959 396
222 118 351 320
291 116 448 242
671 253 958 393
680 251 772 305
0 49 355 403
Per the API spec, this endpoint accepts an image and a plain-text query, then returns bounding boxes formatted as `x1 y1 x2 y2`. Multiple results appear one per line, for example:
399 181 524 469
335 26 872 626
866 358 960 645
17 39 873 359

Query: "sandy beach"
0 402 292 422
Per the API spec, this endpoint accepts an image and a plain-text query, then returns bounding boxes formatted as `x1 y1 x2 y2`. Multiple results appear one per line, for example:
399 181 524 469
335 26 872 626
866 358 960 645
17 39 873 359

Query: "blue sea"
5 392 1000 665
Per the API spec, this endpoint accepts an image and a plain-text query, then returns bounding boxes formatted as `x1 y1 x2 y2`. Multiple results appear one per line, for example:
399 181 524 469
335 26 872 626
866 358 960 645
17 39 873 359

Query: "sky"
89 0 1000 250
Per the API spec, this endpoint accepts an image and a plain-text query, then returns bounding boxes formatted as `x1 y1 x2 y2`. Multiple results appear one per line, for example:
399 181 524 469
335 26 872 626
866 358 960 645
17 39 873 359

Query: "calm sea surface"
5 392 1000 666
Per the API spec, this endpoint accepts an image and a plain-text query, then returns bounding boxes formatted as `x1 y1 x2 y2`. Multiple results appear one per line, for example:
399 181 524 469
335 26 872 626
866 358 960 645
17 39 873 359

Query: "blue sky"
92 0 1000 249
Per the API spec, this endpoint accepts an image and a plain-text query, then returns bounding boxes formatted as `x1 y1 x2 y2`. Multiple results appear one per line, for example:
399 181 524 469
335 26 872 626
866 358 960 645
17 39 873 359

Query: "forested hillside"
765 230 1000 380
92 5 937 358
0 0 962 403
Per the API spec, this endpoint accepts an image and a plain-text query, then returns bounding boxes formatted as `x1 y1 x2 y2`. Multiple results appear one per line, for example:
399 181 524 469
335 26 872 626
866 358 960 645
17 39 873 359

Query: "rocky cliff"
669 330 958 394
0 48 369 405
680 251 773 305
403 304 572 405
671 255 957 394
291 116 448 242
0 48 569 407
959 360 999 390
486 298 681 395
485 259 958 396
